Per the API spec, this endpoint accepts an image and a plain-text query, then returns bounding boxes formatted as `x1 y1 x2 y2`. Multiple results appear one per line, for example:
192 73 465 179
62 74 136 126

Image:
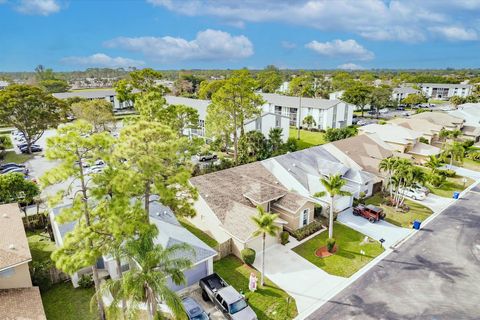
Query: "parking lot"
307 187 480 320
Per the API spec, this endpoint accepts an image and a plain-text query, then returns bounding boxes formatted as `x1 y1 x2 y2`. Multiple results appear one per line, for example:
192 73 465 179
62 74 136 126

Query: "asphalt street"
307 186 480 320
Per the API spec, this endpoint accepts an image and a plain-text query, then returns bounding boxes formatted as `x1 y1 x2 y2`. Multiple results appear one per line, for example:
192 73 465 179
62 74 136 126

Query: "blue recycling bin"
413 220 421 230
453 191 460 199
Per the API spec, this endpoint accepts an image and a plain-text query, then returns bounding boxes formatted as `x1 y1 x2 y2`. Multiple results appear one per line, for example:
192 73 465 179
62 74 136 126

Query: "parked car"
398 187 427 200
379 108 389 114
396 106 405 111
412 183 429 195
182 297 210 320
85 165 105 175
197 153 218 162
353 204 386 223
20 145 42 153
200 273 257 320
0 163 25 170
1 167 27 175
357 119 368 126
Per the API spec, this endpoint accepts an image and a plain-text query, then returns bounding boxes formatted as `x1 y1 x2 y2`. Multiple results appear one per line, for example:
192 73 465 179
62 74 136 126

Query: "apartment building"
418 83 473 99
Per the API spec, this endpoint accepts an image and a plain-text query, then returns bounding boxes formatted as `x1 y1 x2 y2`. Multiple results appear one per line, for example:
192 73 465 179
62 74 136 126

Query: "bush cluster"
241 248 256 265
78 274 94 289
291 220 323 241
326 238 336 253
437 169 456 177
280 231 289 245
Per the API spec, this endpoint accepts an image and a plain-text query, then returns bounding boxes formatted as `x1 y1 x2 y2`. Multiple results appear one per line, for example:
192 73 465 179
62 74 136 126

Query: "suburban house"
450 103 480 127
259 93 354 129
392 87 420 102
0 203 47 320
328 90 344 100
53 89 134 112
418 83 473 99
0 80 9 90
359 123 441 163
389 117 443 144
410 112 464 131
189 162 316 257
262 146 376 209
50 201 217 291
322 134 394 181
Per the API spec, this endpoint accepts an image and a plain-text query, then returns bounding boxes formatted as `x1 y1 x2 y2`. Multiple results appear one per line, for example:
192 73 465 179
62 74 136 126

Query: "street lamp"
462 177 467 188
297 84 303 140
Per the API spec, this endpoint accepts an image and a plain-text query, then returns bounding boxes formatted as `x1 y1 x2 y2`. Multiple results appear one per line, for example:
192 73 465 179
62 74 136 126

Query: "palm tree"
379 157 398 197
443 142 465 167
99 229 192 320
425 155 441 174
314 174 351 239
251 206 280 287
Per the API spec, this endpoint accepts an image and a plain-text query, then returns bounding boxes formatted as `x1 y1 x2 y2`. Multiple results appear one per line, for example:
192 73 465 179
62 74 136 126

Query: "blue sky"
1 0 480 71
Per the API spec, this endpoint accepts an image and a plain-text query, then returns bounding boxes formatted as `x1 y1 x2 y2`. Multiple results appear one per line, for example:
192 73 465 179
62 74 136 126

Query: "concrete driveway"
441 164 480 180
337 209 412 248
253 243 345 314
410 193 454 213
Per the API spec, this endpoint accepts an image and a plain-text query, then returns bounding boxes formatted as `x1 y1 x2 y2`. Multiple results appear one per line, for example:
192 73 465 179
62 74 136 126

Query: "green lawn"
292 223 384 277
365 194 433 228
458 158 480 172
27 230 56 262
42 283 98 320
214 255 298 320
178 218 219 248
289 127 326 150
427 175 474 198
428 99 447 104
2 150 34 163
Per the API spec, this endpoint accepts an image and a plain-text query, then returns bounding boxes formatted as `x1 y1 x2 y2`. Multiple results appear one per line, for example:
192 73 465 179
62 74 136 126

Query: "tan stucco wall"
0 263 32 289
274 201 315 232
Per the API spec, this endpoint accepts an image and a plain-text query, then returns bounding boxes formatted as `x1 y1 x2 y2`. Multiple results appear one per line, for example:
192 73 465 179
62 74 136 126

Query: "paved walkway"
337 209 412 248
441 164 480 180
253 244 345 314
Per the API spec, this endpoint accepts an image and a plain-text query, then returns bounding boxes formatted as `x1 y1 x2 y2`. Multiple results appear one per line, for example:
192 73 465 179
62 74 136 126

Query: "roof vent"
156 212 160 216
2 213 8 218
292 163 296 167
9 244 15 250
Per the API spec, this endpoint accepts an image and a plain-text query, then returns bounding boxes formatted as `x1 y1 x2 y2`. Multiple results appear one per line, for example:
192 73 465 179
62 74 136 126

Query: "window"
274 105 282 115
0 268 15 278
275 115 281 128
332 106 337 128
255 118 262 131
344 104 349 121
302 209 309 227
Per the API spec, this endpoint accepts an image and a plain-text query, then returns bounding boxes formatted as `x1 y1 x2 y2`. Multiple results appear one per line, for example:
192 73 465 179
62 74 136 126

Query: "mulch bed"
315 245 338 258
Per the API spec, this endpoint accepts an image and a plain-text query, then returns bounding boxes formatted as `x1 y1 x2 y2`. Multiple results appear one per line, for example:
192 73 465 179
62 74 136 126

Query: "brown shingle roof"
190 162 309 241
330 134 393 175
0 203 31 270
0 287 46 320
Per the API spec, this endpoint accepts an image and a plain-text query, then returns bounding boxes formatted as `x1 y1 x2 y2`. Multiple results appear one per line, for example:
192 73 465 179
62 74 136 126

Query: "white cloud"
15 0 60 15
147 0 480 43
104 29 253 62
338 63 365 70
430 26 478 41
61 53 145 68
306 39 374 61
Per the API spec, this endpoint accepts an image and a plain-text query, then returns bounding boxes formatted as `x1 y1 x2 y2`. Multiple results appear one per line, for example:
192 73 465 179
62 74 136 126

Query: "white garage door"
247 234 278 253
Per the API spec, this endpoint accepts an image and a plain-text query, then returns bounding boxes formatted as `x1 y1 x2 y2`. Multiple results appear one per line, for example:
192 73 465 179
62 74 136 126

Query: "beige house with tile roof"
410 112 464 131
389 118 443 144
324 134 394 177
189 162 316 257
359 123 441 163
0 203 46 319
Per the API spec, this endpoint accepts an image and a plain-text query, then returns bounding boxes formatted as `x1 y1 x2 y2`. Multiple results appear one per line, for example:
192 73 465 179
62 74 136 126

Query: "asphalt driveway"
307 186 480 320
337 209 412 248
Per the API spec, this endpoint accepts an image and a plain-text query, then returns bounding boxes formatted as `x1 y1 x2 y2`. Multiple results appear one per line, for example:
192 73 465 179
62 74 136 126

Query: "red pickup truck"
353 204 386 223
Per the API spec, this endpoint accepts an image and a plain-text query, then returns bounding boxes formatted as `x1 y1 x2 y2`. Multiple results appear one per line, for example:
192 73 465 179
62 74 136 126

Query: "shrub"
291 220 323 241
78 274 94 289
326 238 336 253
313 205 323 219
30 261 52 292
284 137 298 152
419 137 429 144
427 172 446 187
280 231 289 245
241 248 256 265
378 120 386 125
462 139 475 149
437 169 456 177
